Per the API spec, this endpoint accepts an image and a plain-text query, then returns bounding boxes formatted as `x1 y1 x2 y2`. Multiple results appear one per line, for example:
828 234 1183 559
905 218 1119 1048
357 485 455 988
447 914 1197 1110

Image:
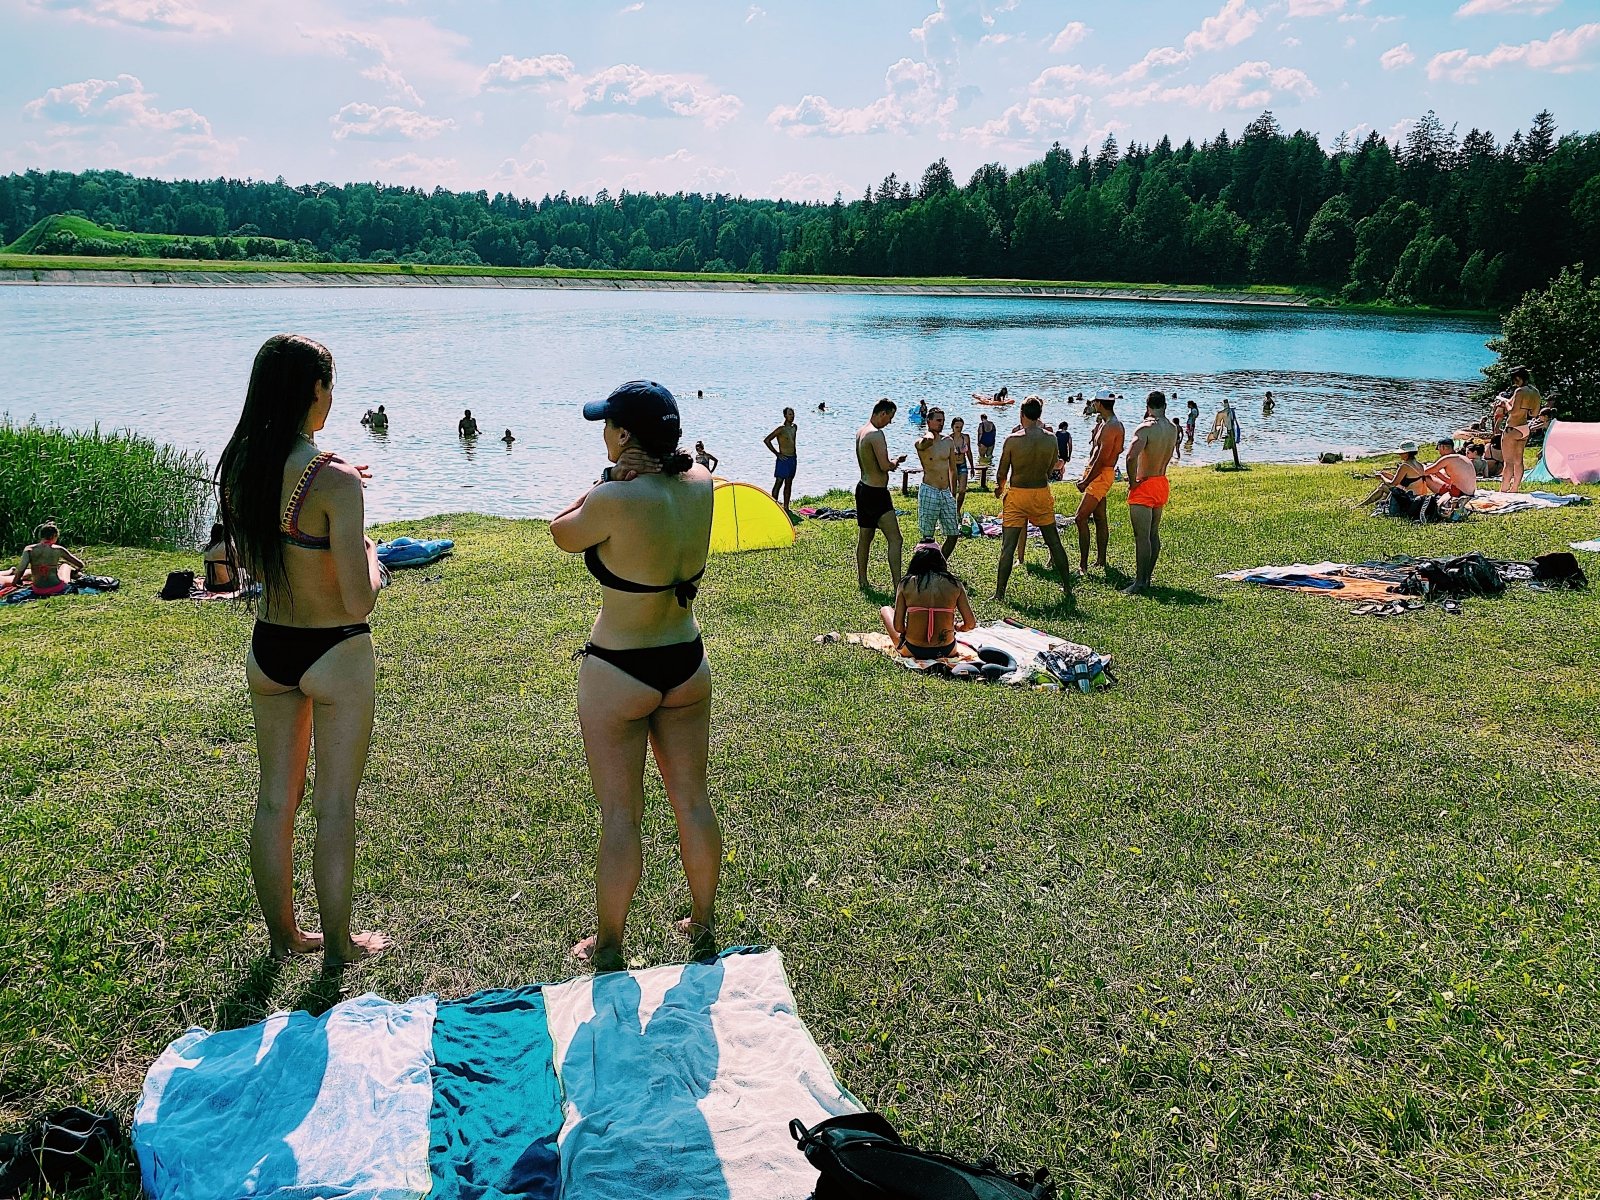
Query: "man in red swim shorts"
1123 391 1179 595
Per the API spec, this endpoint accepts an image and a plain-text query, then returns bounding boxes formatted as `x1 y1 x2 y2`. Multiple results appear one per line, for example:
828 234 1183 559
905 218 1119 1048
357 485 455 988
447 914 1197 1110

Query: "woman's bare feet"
269 929 324 961
675 918 718 961
322 930 389 973
572 935 628 973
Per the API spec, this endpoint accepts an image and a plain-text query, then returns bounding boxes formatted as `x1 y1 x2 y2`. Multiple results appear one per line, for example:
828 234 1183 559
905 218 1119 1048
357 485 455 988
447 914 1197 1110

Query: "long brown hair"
216 334 333 609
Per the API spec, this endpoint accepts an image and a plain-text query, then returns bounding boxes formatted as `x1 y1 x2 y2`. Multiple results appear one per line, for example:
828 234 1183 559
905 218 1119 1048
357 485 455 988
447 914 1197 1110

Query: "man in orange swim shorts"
994 396 1073 602
1074 392 1124 575
1123 390 1179 595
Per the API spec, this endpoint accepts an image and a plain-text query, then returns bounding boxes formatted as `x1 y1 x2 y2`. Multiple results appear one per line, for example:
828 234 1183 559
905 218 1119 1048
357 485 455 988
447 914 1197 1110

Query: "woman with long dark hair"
551 381 719 973
879 542 975 659
216 334 387 969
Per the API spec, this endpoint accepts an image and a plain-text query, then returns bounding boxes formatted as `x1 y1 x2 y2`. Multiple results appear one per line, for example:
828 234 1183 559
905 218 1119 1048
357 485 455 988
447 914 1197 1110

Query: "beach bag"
1418 553 1504 598
1387 490 1441 523
0 1107 122 1197
1532 551 1587 589
791 1113 1055 1200
158 570 195 600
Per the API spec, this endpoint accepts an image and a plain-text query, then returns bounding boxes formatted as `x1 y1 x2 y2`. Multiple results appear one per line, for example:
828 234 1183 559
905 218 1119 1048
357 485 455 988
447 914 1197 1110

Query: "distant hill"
3 214 299 259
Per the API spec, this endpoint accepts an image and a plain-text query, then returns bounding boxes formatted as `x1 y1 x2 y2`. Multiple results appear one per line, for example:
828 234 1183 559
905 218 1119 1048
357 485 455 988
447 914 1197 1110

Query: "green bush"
0 420 212 554
1477 264 1600 420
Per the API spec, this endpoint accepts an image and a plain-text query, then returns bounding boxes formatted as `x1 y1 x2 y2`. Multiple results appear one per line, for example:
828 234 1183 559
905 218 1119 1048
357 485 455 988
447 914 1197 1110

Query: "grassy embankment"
2 461 1598 1198
0 218 1491 317
3 214 298 260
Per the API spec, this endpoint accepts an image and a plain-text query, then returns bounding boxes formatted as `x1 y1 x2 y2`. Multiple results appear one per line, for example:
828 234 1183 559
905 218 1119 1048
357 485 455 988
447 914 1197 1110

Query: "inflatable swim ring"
376 536 455 568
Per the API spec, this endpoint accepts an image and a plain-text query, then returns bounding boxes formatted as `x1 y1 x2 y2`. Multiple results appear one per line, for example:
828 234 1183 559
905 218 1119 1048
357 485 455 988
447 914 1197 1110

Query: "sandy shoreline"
0 266 1312 307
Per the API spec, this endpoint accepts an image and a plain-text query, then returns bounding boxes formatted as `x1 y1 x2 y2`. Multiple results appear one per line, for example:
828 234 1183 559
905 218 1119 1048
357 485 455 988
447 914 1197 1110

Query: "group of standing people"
220 335 719 975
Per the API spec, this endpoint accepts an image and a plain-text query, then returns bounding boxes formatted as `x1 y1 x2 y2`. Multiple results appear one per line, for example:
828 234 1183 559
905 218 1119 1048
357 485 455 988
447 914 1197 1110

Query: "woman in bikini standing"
551 381 719 973
217 334 387 970
1498 366 1542 493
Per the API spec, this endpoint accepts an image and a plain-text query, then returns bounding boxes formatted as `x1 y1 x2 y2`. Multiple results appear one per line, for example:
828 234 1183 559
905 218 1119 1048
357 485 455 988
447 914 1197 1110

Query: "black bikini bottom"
252 620 370 688
582 635 705 695
907 640 957 660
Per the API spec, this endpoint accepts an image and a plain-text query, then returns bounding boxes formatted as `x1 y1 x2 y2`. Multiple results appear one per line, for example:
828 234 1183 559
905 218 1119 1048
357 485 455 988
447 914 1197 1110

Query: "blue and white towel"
134 949 857 1200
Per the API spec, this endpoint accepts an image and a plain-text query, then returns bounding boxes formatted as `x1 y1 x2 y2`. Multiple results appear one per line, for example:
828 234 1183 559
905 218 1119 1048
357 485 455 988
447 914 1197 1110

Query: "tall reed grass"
0 419 212 554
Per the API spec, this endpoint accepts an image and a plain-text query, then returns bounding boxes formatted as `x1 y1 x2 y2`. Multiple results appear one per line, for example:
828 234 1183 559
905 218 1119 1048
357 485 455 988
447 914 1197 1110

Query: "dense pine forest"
4 109 1597 309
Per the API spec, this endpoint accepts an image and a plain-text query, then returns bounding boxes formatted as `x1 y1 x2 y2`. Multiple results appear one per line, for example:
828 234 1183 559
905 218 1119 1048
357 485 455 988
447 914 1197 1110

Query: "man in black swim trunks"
856 398 907 590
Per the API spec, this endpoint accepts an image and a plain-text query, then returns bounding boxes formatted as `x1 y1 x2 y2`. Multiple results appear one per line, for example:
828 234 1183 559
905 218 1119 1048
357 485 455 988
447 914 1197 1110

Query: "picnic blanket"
133 949 854 1200
1572 539 1600 553
1466 489 1589 515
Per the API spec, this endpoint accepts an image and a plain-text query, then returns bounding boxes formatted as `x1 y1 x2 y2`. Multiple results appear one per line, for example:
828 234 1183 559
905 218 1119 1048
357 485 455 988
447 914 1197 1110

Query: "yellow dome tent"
710 481 796 554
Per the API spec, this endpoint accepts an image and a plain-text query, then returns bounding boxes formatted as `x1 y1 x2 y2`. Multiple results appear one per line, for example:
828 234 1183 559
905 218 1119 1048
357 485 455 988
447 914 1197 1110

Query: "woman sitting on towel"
202 522 242 593
551 381 719 973
216 333 387 969
879 542 976 659
9 521 85 596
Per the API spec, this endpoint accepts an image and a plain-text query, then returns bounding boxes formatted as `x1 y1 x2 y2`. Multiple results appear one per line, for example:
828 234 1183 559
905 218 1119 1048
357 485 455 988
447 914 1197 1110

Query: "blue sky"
4 0 1598 201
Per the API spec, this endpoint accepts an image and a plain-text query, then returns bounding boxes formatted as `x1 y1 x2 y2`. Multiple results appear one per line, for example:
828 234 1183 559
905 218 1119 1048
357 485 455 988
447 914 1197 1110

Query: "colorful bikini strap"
281 452 339 541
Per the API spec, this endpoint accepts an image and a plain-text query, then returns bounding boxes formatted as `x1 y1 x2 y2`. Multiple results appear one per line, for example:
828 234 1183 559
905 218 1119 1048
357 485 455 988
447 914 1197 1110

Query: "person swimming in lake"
693 440 719 473
9 521 85 596
367 404 388 431
217 333 387 971
502 428 515 445
879 543 976 659
551 380 719 973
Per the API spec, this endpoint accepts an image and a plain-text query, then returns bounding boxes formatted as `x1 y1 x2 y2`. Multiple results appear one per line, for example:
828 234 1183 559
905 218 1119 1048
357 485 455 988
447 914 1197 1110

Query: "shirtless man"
1498 366 1541 492
1422 437 1477 498
855 399 908 589
914 407 961 559
1123 392 1180 595
11 522 85 597
995 397 1072 602
1074 393 1125 575
458 409 479 438
765 407 799 512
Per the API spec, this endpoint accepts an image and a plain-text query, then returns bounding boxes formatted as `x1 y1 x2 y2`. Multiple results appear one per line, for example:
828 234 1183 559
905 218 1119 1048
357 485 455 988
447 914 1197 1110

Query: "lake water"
0 286 1496 522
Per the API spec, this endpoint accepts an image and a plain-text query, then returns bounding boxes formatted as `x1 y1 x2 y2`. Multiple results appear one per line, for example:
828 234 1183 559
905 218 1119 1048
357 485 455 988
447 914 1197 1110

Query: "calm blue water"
0 286 1495 521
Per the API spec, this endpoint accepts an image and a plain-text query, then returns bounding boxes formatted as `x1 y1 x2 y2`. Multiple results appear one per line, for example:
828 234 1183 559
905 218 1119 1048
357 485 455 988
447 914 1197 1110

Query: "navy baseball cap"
583 380 681 432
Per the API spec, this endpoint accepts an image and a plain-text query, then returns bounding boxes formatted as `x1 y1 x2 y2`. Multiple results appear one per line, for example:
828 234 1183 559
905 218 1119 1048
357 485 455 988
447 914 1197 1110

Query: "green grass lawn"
3 461 1598 1197
2 215 297 259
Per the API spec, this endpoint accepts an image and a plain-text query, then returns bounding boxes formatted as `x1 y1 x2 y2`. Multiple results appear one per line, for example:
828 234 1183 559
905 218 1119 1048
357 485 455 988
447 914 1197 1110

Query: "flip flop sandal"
1441 598 1463 613
1351 601 1383 616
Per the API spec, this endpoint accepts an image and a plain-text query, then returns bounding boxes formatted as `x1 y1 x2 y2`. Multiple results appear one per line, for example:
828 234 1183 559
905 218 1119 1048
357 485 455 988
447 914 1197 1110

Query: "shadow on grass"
290 971 347 1018
1143 585 1222 607
213 954 283 1030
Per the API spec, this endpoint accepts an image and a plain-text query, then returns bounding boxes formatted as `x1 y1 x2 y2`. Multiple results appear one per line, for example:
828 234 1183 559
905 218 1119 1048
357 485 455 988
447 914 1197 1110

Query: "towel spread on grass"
543 949 861 1200
1570 539 1600 553
1466 489 1590 515
429 986 563 1200
134 994 438 1200
134 950 850 1200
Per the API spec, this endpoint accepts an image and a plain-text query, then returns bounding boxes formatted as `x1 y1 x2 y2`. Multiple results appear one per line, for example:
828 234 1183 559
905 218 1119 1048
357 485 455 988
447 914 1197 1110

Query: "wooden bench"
973 466 992 492
899 467 922 496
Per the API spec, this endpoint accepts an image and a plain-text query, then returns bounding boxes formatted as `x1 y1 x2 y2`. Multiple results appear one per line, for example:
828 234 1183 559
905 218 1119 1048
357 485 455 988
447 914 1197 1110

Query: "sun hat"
1398 440 1419 454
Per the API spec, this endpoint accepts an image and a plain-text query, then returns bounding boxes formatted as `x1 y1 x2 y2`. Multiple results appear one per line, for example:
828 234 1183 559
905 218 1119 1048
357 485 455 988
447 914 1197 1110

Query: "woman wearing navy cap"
551 380 720 972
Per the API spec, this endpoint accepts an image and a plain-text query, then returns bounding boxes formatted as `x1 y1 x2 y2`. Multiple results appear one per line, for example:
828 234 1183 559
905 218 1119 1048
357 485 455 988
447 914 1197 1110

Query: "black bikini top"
584 544 705 608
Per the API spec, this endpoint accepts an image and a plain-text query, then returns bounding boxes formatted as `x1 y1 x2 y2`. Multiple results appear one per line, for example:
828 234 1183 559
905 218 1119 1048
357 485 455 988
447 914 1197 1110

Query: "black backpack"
158 570 196 600
1417 552 1504 598
1386 488 1441 523
1532 551 1588 590
0 1107 122 1197
791 1114 1055 1200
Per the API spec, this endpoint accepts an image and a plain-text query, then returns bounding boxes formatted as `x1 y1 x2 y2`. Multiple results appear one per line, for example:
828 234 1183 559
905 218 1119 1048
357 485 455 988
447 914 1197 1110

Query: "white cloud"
1455 0 1561 15
1030 63 1115 90
1284 35 1302 46
620 2 644 12
1050 21 1090 52
24 74 211 134
490 156 551 187
746 5 766 20
1183 0 1263 53
1287 0 1344 14
24 0 228 34
570 64 742 127
1380 42 1416 68
768 56 948 136
1108 59 1317 110
477 54 578 92
370 153 457 184
769 172 856 201
965 94 1091 146
1427 22 1600 79
912 0 994 76
361 63 424 107
330 102 455 141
